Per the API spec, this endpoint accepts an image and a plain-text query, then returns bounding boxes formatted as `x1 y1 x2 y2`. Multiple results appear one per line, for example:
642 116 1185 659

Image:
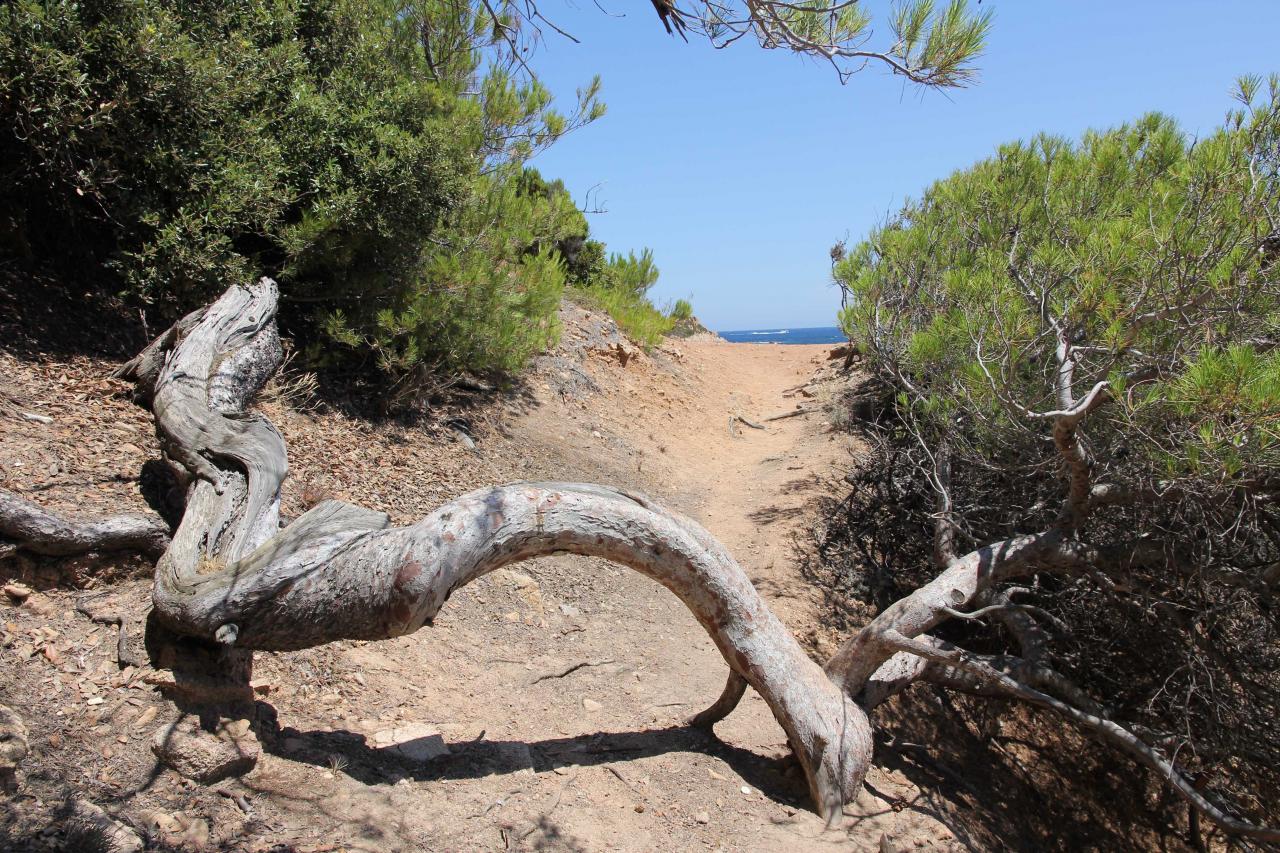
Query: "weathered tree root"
105 279 872 823
689 671 748 728
0 488 169 559
64 798 144 853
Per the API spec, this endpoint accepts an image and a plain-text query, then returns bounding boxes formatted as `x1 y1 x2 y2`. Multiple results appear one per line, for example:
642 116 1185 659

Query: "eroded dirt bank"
1 305 958 851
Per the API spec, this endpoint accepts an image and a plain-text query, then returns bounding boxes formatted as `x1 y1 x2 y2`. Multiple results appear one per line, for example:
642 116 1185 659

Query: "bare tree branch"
120 279 872 825
879 630 1280 843
0 488 169 559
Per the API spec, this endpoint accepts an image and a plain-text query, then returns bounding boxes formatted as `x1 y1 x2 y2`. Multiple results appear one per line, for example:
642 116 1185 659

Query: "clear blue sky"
526 2 1280 332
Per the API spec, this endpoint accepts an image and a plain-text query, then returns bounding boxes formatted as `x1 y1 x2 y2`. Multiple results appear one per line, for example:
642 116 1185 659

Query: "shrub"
566 245 685 347
0 0 603 399
830 78 1280 826
600 248 660 297
571 283 675 348
316 166 584 401
0 0 470 310
562 239 607 288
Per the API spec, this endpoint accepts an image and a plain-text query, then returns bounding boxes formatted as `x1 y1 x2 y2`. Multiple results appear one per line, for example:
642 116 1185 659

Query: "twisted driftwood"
0 489 169 559
110 279 871 822
4 278 1276 839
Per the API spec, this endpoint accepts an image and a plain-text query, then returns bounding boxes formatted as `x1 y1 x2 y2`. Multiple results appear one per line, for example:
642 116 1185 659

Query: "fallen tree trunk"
106 278 871 823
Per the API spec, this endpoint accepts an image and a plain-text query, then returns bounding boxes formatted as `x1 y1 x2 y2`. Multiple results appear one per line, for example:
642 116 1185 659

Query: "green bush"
670 298 694 321
571 283 675 347
317 166 585 400
830 78 1280 821
0 0 470 309
600 248 660 297
837 91 1280 492
0 0 603 399
562 239 607 288
564 245 686 348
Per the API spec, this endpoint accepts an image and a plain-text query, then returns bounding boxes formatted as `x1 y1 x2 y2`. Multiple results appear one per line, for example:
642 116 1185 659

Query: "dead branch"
114 279 873 823
0 488 169 559
75 593 145 669
529 659 615 684
879 630 1280 843
763 407 818 422
17 275 1272 841
825 530 1075 698
728 414 767 436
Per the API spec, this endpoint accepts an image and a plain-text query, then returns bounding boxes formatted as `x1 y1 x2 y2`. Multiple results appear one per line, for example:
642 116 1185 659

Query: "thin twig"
529 659 615 685
763 407 818 422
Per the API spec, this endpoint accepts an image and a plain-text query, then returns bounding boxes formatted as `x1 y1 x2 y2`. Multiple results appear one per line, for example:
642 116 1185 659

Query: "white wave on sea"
719 326 845 344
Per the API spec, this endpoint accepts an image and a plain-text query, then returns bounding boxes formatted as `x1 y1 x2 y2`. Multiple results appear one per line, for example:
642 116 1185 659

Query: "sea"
718 326 846 345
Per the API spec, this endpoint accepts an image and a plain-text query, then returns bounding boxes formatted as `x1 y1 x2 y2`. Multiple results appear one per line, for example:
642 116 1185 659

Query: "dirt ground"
1 298 977 852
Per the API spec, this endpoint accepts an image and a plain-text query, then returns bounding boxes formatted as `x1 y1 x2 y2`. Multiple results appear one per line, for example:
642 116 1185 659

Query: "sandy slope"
0 313 959 852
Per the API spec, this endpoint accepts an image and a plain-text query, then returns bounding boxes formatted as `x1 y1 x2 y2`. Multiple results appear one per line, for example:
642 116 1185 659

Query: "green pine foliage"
698 0 991 88
534 184 686 349
316 165 584 401
561 238 607 288
571 281 675 347
837 81 1280 497
568 247 687 348
600 248 660 298
1 0 470 308
829 79 1280 820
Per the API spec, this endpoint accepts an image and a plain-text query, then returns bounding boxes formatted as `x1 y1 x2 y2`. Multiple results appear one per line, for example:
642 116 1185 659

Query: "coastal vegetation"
2 0 992 404
29 1 1280 848
568 249 682 347
830 78 1280 836
0 0 676 405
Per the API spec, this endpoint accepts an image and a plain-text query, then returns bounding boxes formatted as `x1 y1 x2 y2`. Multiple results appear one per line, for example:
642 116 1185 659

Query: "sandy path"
661 340 847 642
246 337 902 853
536 337 851 640
437 337 956 851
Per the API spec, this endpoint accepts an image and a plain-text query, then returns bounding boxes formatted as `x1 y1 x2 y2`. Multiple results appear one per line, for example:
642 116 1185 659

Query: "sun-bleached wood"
0 488 169 559
110 278 872 822
5 278 1275 839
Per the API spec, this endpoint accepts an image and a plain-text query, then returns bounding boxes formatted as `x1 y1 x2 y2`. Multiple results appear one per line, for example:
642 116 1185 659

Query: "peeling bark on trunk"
110 279 872 823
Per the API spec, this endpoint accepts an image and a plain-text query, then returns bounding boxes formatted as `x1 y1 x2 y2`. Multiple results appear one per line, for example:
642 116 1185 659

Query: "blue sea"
718 326 846 345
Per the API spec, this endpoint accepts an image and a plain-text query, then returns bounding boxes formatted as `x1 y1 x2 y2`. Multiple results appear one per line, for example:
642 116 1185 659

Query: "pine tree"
830 77 1280 833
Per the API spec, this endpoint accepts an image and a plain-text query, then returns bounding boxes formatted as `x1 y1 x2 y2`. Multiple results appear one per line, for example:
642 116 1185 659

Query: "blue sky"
527 2 1280 331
